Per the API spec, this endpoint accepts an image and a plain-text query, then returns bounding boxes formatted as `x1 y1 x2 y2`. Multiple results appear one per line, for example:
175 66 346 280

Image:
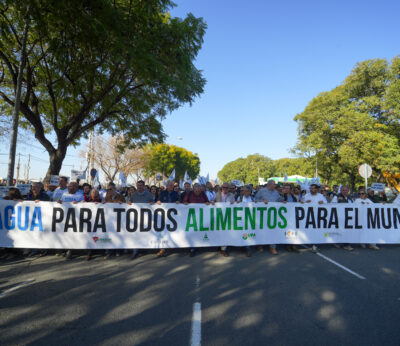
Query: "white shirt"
331 195 353 203
52 187 68 201
241 195 253 202
301 192 327 204
354 198 373 204
61 191 84 203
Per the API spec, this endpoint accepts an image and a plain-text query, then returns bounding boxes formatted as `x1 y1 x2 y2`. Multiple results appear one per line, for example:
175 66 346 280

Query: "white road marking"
302 246 366 280
190 302 202 346
190 275 201 346
0 278 36 298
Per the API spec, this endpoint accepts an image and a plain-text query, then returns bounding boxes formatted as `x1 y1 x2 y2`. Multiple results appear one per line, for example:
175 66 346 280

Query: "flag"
179 179 184 190
284 172 288 182
93 171 100 188
119 171 127 187
214 177 218 185
184 171 190 183
168 169 175 182
206 173 209 183
163 179 167 187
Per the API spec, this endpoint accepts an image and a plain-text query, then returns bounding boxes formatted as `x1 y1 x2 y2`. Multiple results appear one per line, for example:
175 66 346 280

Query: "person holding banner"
183 183 209 256
301 184 327 253
212 183 235 257
26 182 50 202
255 180 281 255
57 181 84 260
354 190 380 250
156 181 180 257
330 186 355 251
279 184 300 253
52 176 68 201
128 180 154 260
237 185 255 257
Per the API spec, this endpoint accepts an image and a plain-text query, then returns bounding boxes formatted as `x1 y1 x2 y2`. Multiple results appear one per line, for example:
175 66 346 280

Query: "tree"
294 57 400 189
273 158 314 178
0 0 206 181
218 154 275 186
83 136 148 183
143 143 200 181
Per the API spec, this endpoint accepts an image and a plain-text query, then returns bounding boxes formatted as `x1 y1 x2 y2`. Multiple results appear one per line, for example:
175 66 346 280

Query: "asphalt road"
1 245 400 346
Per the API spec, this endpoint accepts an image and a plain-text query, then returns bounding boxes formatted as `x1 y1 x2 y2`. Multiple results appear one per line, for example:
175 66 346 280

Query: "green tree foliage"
144 143 200 181
273 158 314 178
217 155 315 186
218 154 275 186
294 57 400 189
0 0 206 181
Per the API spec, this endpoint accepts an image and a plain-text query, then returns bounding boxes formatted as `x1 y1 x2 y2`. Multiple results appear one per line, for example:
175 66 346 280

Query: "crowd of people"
1 177 398 260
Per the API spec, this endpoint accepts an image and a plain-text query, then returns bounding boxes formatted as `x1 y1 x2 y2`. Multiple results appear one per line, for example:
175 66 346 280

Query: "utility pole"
16 153 21 184
26 154 30 181
6 14 30 186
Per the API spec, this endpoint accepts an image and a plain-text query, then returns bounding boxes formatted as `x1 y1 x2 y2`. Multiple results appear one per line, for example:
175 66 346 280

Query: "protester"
255 180 281 255
156 181 180 257
212 182 235 257
128 180 154 260
354 190 380 250
237 185 255 257
183 183 209 256
26 182 50 202
52 176 68 201
4 187 23 201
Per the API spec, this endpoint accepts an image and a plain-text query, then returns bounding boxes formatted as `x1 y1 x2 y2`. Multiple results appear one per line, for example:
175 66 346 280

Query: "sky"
1 0 400 181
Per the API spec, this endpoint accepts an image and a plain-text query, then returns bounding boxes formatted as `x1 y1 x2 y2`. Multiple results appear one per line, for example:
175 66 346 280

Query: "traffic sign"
90 168 97 178
358 164 372 178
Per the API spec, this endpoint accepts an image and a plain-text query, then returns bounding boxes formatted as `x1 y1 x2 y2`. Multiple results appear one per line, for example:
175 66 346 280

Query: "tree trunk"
43 146 67 183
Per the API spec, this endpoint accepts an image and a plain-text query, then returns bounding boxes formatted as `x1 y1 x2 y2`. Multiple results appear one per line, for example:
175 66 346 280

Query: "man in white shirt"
52 176 68 201
301 184 326 253
355 190 379 250
59 181 84 203
301 184 327 204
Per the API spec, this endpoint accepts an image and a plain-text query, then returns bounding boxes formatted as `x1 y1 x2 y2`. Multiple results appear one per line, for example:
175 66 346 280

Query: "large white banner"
0 200 400 249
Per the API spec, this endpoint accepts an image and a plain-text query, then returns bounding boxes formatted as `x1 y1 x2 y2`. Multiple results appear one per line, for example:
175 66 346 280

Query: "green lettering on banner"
245 207 256 230
185 208 198 231
199 208 209 231
216 208 231 230
278 207 287 229
257 207 267 229
210 208 215 230
267 207 277 229
233 207 243 230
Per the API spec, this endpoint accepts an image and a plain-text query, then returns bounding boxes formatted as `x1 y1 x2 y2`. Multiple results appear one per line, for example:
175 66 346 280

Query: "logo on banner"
285 231 298 238
92 236 112 243
324 232 342 238
203 234 209 241
242 233 256 240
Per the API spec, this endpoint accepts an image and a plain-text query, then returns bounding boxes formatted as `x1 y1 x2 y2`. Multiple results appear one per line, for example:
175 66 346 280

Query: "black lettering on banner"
305 208 316 228
153 208 165 232
167 208 178 232
381 208 392 229
93 208 106 232
328 208 339 228
114 208 125 232
355 208 362 229
140 208 152 232
295 207 305 228
367 208 380 228
52 208 64 232
317 208 328 228
79 208 92 232
393 209 400 228
344 208 353 229
64 208 77 232
126 209 138 232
